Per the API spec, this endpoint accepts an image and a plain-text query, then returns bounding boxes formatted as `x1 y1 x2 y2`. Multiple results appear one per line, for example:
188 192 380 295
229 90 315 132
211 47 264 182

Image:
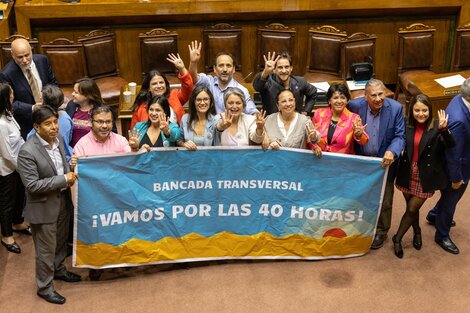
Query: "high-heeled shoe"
392 235 403 258
413 232 422 250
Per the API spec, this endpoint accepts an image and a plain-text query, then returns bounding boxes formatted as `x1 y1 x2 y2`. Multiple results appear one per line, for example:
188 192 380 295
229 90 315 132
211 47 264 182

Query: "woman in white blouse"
217 87 265 146
0 83 30 254
263 89 320 149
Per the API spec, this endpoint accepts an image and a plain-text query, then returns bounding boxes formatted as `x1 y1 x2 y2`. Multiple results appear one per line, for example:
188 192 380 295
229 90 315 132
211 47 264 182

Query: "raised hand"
219 111 233 130
306 123 318 143
437 109 448 130
188 40 202 64
159 112 170 133
128 129 142 151
353 118 367 138
263 52 280 75
167 53 185 72
255 109 267 131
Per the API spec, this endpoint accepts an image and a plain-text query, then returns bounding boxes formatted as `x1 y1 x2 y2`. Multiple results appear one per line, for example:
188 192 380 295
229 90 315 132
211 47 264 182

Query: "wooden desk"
407 71 469 117
0 2 13 40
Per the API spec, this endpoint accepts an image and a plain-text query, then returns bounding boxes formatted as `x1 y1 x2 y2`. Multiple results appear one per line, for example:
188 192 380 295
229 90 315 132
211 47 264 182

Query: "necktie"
25 67 42 103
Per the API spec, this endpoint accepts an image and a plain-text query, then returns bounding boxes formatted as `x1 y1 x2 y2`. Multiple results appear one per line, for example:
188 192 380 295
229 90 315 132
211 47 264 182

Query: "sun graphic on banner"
323 228 348 238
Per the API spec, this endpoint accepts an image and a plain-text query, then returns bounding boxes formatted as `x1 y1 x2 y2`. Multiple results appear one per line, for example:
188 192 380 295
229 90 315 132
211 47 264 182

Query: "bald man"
0 38 57 139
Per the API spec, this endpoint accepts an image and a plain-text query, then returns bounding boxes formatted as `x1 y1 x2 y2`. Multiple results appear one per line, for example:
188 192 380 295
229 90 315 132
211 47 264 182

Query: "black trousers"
0 171 25 237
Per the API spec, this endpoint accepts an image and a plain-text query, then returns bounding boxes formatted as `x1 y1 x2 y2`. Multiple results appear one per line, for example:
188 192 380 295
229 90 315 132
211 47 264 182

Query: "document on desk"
435 74 466 88
346 80 366 91
310 82 330 93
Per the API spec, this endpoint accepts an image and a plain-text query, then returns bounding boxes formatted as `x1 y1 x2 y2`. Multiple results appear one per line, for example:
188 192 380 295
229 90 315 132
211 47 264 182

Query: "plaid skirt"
396 162 434 199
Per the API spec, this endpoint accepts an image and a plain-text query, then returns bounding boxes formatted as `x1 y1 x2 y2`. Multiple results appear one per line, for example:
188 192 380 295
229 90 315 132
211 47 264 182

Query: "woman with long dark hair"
130 53 193 129
177 86 222 149
392 94 455 258
130 96 181 149
0 83 30 254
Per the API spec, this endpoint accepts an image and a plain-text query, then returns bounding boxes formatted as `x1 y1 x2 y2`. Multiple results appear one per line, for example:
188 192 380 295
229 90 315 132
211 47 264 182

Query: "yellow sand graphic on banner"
76 232 373 267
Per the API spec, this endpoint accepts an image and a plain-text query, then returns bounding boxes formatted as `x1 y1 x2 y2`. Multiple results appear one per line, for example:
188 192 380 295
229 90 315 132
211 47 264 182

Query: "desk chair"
139 28 179 84
453 23 470 76
394 23 436 103
78 30 127 106
256 23 296 72
41 38 87 100
303 25 347 83
203 23 246 83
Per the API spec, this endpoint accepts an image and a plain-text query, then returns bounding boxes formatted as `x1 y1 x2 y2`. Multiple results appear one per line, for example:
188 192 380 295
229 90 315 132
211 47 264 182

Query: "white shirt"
277 112 299 141
20 60 43 92
0 114 24 176
36 133 65 176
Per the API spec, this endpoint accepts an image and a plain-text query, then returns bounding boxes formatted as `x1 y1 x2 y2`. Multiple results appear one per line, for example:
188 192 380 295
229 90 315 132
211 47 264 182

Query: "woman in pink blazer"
309 83 368 155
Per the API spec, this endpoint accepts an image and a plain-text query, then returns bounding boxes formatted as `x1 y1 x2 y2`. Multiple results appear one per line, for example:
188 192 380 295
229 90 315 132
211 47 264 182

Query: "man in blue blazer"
426 78 470 254
0 38 57 139
348 79 405 249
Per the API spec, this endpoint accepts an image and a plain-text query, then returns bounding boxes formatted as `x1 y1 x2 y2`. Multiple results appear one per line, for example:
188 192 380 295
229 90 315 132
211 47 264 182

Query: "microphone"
242 71 254 82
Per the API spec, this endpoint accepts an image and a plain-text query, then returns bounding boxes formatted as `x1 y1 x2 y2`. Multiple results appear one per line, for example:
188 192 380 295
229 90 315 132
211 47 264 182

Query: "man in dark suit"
426 77 470 254
17 106 80 305
253 51 317 115
0 38 57 139
348 79 406 249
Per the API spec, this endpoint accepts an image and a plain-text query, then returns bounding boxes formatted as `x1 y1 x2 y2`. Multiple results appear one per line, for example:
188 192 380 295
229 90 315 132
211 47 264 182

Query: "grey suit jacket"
17 134 72 224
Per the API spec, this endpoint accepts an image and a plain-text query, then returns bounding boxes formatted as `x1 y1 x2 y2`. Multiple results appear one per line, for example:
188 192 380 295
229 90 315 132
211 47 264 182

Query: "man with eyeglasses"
72 105 147 280
73 106 137 157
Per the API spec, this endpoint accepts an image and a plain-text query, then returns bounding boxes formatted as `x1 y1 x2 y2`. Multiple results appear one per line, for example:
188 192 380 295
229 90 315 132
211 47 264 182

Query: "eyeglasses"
195 98 211 103
92 119 113 125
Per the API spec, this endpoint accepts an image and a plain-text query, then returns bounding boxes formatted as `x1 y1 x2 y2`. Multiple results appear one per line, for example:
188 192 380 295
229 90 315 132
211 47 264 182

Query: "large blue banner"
73 147 387 268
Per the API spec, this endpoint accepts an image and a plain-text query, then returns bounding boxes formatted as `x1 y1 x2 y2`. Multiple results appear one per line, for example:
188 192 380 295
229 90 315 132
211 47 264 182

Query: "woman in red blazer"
393 94 455 258
130 53 193 128
309 83 368 155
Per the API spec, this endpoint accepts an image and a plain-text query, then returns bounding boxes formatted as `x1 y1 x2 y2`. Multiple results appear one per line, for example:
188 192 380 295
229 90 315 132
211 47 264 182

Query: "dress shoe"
426 216 456 227
54 271 81 282
413 232 422 250
392 235 404 258
37 291 66 304
435 237 460 254
1 240 21 254
371 233 387 249
12 226 32 236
